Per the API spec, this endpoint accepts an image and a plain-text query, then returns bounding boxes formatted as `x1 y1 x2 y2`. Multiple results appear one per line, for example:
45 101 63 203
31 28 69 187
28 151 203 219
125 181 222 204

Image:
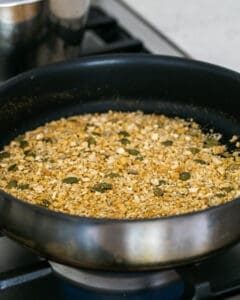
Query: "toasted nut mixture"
0 111 240 219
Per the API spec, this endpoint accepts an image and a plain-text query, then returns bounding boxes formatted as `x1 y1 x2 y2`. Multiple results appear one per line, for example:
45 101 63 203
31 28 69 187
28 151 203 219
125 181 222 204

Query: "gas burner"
50 261 180 292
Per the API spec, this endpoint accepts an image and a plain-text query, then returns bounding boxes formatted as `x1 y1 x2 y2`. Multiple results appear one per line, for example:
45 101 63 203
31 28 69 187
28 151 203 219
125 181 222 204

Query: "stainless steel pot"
48 0 90 44
0 0 90 51
49 0 90 30
0 0 46 51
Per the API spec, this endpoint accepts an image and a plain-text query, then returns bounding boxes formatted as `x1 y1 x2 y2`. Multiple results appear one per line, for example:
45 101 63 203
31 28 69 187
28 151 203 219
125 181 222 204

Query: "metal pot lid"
0 0 43 7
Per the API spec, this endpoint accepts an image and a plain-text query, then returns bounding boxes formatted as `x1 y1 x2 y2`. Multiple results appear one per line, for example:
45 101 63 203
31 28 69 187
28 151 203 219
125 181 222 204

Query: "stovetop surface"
1 5 240 300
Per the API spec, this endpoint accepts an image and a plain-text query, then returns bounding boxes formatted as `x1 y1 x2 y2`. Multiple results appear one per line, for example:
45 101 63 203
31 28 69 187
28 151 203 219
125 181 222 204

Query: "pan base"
50 261 180 292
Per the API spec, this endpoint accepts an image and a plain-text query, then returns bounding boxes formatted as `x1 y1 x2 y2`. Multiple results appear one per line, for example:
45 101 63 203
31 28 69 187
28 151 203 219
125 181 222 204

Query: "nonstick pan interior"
1 98 240 154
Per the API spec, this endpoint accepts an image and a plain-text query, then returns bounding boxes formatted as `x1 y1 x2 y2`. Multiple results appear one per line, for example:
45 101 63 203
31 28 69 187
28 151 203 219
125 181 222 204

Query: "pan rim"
1 53 240 93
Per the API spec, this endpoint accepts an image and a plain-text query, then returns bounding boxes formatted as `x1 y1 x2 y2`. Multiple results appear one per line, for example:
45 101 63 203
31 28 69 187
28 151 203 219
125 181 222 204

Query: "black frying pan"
0 54 240 271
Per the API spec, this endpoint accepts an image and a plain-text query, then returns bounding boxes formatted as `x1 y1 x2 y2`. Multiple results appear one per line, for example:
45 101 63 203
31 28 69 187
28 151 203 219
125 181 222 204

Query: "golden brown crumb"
0 111 239 219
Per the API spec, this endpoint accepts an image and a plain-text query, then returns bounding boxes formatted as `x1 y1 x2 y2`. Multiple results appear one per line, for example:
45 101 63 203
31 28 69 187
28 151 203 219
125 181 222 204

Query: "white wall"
122 0 240 72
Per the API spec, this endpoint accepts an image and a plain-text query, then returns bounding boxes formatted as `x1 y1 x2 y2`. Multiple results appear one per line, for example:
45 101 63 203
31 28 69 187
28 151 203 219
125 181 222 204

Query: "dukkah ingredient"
62 177 79 184
153 187 164 197
91 182 113 193
0 151 10 160
0 110 240 219
179 172 191 181
162 140 173 147
8 164 18 172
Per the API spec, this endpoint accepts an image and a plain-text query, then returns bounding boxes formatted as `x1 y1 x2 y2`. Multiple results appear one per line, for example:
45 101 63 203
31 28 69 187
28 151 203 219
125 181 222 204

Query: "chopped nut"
36 133 44 140
230 135 238 143
116 147 125 154
151 133 158 141
150 178 159 186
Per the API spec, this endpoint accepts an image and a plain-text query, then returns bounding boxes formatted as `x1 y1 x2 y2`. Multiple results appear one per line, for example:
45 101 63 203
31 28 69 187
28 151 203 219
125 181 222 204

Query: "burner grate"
50 261 180 292
84 7 147 55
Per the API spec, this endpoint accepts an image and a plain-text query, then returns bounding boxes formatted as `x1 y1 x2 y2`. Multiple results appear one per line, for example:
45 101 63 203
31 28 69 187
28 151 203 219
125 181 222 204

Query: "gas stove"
1 2 240 300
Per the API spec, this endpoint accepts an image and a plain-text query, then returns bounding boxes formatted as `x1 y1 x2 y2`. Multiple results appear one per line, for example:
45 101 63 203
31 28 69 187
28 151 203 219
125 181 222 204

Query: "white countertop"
122 0 240 72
